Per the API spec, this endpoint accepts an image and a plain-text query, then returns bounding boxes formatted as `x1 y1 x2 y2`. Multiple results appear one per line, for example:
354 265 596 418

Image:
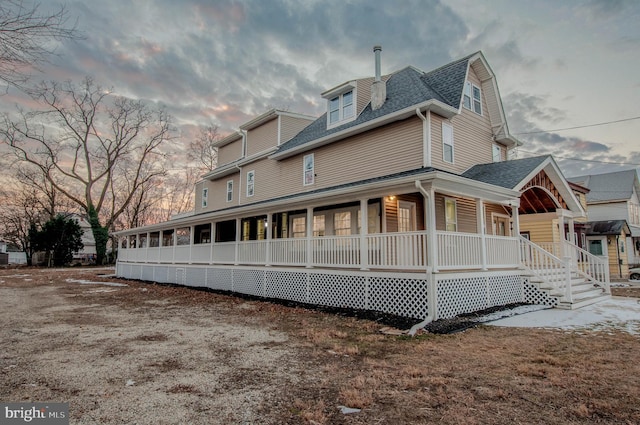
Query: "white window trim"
463 81 482 115
246 170 255 197
326 88 357 129
226 180 233 203
303 153 314 186
442 122 454 164
201 187 208 208
492 143 502 163
445 197 457 232
398 201 417 232
491 212 511 236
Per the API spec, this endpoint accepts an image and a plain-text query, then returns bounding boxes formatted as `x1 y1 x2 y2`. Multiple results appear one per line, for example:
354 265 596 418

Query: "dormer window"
328 90 355 125
463 81 482 115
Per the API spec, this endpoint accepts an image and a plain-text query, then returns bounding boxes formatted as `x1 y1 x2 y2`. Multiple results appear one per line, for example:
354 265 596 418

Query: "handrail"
519 236 572 302
561 240 611 294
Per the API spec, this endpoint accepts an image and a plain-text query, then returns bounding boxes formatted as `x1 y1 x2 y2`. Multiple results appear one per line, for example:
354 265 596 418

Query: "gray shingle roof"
274 53 477 155
567 169 639 202
461 155 550 189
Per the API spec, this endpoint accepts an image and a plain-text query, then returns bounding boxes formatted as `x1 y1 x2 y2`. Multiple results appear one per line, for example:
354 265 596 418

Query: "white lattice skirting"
435 272 525 319
116 262 430 319
116 262 541 321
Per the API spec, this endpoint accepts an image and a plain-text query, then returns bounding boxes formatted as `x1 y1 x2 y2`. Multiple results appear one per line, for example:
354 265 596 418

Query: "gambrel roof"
567 169 640 203
271 51 518 160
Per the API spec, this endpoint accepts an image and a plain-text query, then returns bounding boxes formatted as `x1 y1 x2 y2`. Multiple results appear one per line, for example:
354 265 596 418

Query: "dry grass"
2 267 640 424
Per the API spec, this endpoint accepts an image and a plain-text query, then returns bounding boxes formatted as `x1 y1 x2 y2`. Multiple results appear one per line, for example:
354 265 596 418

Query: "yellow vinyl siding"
209 172 239 207
246 118 278 156
485 203 511 235
383 193 425 232
607 233 629 278
519 213 557 243
219 138 243 166
280 116 313 144
356 77 374 115
430 67 494 174
435 194 477 233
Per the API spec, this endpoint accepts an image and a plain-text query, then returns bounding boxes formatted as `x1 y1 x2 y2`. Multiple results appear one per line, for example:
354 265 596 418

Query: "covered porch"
118 173 523 274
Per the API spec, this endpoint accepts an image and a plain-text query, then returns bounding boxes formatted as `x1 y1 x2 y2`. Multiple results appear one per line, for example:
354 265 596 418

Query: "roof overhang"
269 100 458 161
202 146 278 181
513 156 586 218
115 168 520 236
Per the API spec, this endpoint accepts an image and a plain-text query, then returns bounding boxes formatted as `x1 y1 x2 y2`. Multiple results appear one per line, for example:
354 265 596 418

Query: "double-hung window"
303 153 314 186
328 90 355 126
463 81 482 115
246 170 255 197
202 187 208 208
226 180 233 202
442 122 454 163
445 198 457 232
492 144 502 162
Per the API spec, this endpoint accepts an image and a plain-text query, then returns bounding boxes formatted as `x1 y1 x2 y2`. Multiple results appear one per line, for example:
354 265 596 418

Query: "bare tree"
0 0 79 92
187 123 219 172
0 77 175 263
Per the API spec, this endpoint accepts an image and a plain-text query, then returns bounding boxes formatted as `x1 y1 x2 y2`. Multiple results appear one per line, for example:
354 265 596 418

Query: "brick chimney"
371 46 386 111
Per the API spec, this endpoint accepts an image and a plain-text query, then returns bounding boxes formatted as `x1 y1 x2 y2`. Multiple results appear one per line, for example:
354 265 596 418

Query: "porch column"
210 222 215 265
172 228 176 264
188 225 194 265
306 207 313 268
557 211 566 258
511 203 520 236
359 199 369 271
567 217 576 266
234 218 241 265
476 199 487 271
265 215 271 267
427 187 438 272
144 232 150 263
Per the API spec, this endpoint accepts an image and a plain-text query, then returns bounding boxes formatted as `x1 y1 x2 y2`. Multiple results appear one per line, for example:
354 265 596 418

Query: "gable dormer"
322 81 357 129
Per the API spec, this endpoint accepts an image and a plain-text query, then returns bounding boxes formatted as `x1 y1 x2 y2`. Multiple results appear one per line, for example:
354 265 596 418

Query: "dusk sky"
2 0 639 177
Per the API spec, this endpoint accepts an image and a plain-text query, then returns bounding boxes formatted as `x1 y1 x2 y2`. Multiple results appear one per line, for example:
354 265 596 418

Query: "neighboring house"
115 49 610 324
0 240 7 265
72 214 97 263
568 169 640 269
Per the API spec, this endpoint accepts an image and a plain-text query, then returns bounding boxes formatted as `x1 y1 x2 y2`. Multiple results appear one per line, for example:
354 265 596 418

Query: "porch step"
557 294 611 310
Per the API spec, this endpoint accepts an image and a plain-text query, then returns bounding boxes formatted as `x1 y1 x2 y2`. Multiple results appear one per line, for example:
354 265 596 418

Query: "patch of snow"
489 297 640 335
4 274 31 278
126 379 135 386
65 278 127 287
338 406 361 414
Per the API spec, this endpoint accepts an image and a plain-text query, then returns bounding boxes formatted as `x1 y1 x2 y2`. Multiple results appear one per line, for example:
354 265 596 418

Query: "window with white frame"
292 216 306 238
313 215 325 237
246 170 255 197
398 201 417 232
303 153 314 186
463 81 482 115
334 211 351 236
442 122 454 163
492 144 502 162
202 187 208 208
328 90 355 126
226 180 233 202
445 198 457 232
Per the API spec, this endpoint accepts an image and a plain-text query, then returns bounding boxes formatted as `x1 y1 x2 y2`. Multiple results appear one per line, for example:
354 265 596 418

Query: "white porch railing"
367 232 427 270
118 231 521 272
270 238 307 266
519 236 572 301
534 241 610 294
312 235 360 266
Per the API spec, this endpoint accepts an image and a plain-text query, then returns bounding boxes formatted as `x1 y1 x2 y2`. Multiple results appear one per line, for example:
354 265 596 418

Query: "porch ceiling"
519 187 560 214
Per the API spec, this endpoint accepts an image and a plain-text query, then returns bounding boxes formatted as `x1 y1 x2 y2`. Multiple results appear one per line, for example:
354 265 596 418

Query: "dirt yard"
2 267 640 424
